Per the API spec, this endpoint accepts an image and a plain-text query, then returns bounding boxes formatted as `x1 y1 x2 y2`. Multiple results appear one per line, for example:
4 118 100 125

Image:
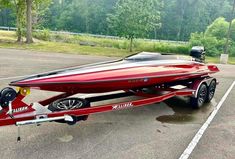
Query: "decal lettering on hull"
128 78 149 83
13 106 28 113
112 102 133 110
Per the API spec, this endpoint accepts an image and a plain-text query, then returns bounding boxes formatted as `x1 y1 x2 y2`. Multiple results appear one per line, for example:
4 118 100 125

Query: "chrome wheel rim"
208 81 216 100
56 99 84 110
198 85 207 106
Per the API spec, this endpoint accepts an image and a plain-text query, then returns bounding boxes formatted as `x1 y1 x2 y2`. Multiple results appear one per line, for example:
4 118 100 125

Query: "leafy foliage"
0 0 51 42
0 0 235 56
107 0 162 51
205 17 229 39
155 0 232 41
189 17 235 56
33 30 190 54
40 0 117 34
0 0 234 42
107 0 162 39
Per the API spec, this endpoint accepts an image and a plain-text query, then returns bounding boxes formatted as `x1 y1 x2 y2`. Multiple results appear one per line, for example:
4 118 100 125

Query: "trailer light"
19 87 30 96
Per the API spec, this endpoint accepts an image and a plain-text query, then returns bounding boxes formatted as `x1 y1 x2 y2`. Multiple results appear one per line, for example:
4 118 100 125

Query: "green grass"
0 40 131 57
0 30 235 64
206 56 235 64
34 30 190 54
0 30 130 57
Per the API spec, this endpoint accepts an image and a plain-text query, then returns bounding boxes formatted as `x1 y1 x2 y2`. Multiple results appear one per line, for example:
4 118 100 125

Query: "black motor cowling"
0 87 17 108
190 46 205 63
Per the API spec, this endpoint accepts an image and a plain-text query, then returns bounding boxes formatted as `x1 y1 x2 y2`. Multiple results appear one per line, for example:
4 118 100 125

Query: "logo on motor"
112 102 133 110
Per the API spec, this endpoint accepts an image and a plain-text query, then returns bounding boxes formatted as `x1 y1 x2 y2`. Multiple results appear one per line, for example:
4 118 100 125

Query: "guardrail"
0 26 188 44
0 26 17 31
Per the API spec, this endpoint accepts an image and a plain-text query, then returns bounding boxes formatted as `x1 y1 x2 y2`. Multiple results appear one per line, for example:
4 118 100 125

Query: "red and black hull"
10 53 219 93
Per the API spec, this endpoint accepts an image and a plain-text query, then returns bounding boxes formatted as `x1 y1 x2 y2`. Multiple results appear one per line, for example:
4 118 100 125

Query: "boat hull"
12 73 207 93
10 60 219 93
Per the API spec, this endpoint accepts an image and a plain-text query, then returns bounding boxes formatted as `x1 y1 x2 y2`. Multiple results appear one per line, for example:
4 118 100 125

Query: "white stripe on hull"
21 59 198 82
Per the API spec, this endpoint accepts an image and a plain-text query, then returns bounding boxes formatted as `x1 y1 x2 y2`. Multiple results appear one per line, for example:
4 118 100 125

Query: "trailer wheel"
48 98 90 125
190 83 208 109
205 79 216 103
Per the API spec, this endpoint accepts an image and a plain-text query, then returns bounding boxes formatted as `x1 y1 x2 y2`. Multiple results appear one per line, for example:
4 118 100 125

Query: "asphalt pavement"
0 48 234 159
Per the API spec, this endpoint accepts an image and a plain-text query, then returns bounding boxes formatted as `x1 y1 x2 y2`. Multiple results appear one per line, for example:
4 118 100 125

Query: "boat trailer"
0 77 217 141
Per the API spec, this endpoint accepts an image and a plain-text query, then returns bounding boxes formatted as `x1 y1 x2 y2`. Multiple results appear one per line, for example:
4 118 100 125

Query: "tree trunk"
26 0 33 44
17 27 22 42
177 0 186 41
6 10 8 27
1 10 4 26
129 38 133 52
154 27 157 39
85 16 89 33
16 4 22 42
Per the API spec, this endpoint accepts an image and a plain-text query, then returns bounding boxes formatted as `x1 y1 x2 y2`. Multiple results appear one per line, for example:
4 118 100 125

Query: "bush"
33 29 50 41
202 36 222 56
189 32 204 46
228 42 235 56
205 17 228 40
133 40 190 54
189 32 225 57
190 17 235 57
51 33 75 43
33 29 190 55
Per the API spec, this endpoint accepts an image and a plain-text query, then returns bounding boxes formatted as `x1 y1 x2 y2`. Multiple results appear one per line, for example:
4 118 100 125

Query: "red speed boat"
10 52 219 93
0 52 219 140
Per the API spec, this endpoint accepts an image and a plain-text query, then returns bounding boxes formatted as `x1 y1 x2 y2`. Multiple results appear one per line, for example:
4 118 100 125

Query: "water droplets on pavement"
156 97 217 124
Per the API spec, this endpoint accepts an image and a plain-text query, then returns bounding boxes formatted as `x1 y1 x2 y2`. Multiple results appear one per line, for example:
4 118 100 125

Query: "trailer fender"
191 77 216 98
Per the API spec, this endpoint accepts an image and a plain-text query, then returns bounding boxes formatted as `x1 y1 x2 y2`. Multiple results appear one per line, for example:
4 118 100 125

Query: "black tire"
48 98 90 125
190 83 208 109
205 80 216 103
0 87 17 108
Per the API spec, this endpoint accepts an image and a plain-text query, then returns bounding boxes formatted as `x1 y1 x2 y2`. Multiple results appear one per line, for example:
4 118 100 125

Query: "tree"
205 17 229 40
189 17 235 56
43 0 117 34
107 0 162 52
231 19 235 41
1 0 235 43
0 0 25 42
25 0 51 43
15 0 25 42
224 0 235 54
0 0 51 43
156 0 232 41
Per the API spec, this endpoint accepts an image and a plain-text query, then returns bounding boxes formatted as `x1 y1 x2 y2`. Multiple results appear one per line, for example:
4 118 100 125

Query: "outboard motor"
0 87 17 108
190 46 205 63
